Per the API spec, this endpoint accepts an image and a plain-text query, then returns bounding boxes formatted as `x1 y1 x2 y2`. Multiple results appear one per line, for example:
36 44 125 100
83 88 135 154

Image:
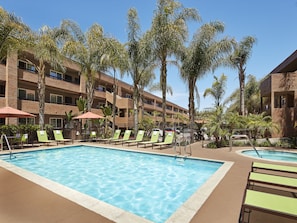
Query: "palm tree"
100 38 128 133
203 73 227 107
126 8 156 133
0 7 29 61
245 75 261 114
26 24 68 129
101 105 112 137
76 96 87 113
147 0 200 139
225 74 260 114
61 21 111 112
203 106 228 148
181 21 233 142
245 113 279 140
225 36 256 116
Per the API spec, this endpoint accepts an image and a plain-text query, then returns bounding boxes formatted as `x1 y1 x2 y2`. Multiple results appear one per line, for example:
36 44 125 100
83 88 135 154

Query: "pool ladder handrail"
1 134 14 159
229 134 262 158
174 134 192 157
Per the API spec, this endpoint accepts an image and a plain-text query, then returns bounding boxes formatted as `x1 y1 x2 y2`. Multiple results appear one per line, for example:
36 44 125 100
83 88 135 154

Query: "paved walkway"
0 141 297 223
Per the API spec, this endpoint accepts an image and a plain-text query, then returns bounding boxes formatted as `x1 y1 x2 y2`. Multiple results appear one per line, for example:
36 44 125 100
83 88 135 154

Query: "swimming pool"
0 145 232 223
241 149 297 163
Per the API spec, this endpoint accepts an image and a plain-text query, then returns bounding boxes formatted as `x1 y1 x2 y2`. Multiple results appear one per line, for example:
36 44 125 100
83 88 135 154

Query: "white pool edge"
0 145 233 223
165 161 233 223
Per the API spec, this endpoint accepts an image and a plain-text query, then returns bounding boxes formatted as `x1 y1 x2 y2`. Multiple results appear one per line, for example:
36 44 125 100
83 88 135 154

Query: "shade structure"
73 111 104 119
0 106 36 118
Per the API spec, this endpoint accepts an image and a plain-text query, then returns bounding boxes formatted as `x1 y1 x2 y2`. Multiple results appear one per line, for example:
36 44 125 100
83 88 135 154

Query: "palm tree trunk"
112 70 117 133
189 80 195 143
133 83 139 133
38 63 45 130
239 69 245 116
161 59 167 141
86 73 94 112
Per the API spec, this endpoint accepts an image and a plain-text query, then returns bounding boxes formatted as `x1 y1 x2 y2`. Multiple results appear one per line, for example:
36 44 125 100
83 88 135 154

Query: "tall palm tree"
100 38 128 133
225 74 260 114
61 21 111 112
226 36 256 116
0 7 29 61
126 8 156 133
203 73 227 107
147 0 200 139
26 24 68 129
181 21 233 141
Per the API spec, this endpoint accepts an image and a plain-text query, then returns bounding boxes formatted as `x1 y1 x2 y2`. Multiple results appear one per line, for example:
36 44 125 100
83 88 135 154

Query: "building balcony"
105 91 133 109
115 116 134 128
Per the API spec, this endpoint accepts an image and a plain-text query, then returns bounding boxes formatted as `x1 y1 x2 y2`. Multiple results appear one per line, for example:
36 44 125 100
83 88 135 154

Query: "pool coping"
0 145 233 223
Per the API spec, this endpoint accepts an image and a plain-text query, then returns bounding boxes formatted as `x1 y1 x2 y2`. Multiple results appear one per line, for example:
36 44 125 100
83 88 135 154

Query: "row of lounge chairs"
239 161 297 222
91 129 175 149
35 129 175 149
37 130 73 145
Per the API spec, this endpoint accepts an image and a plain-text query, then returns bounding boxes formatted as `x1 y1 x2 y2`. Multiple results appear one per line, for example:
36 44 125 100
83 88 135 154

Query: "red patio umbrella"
73 111 104 119
0 106 36 118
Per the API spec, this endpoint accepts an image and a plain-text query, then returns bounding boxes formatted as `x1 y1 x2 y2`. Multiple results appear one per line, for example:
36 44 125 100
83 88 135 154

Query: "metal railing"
1 134 14 159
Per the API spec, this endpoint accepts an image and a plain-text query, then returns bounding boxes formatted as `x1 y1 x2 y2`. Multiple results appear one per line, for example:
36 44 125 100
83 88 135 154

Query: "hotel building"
260 50 297 137
0 51 188 132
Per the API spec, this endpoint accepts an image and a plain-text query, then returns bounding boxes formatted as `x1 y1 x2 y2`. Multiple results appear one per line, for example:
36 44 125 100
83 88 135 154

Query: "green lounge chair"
110 130 131 144
252 162 297 174
123 130 145 146
20 133 29 148
89 131 97 141
98 129 121 143
152 132 175 149
137 130 160 148
248 172 297 191
239 189 297 222
37 130 55 146
53 130 72 145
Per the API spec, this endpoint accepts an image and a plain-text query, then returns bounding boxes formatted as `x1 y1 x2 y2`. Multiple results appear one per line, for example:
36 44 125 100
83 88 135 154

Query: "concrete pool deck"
1 141 297 223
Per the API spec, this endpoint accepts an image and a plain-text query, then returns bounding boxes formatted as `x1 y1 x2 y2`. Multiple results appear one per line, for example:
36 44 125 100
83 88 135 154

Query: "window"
50 94 63 104
18 88 35 101
0 85 4 97
119 109 125 117
64 74 72 83
74 77 80 84
166 105 172 110
156 102 162 108
125 93 132 98
18 60 36 72
50 118 63 128
50 70 63 80
19 118 35 125
274 92 294 108
96 85 106 92
65 96 72 105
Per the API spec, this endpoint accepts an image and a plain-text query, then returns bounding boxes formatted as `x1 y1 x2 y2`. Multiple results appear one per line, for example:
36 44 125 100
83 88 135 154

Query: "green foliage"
202 107 279 148
138 116 154 132
44 124 54 139
0 8 30 61
0 124 40 143
203 106 228 148
245 113 279 139
225 36 257 115
0 125 18 135
76 96 87 113
203 73 227 107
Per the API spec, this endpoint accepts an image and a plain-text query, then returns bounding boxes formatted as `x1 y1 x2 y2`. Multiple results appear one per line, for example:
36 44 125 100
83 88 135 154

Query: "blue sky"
1 0 297 110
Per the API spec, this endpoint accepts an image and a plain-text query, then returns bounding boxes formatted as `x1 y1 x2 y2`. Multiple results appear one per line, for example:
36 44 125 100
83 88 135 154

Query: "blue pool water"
242 150 297 163
0 146 223 223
